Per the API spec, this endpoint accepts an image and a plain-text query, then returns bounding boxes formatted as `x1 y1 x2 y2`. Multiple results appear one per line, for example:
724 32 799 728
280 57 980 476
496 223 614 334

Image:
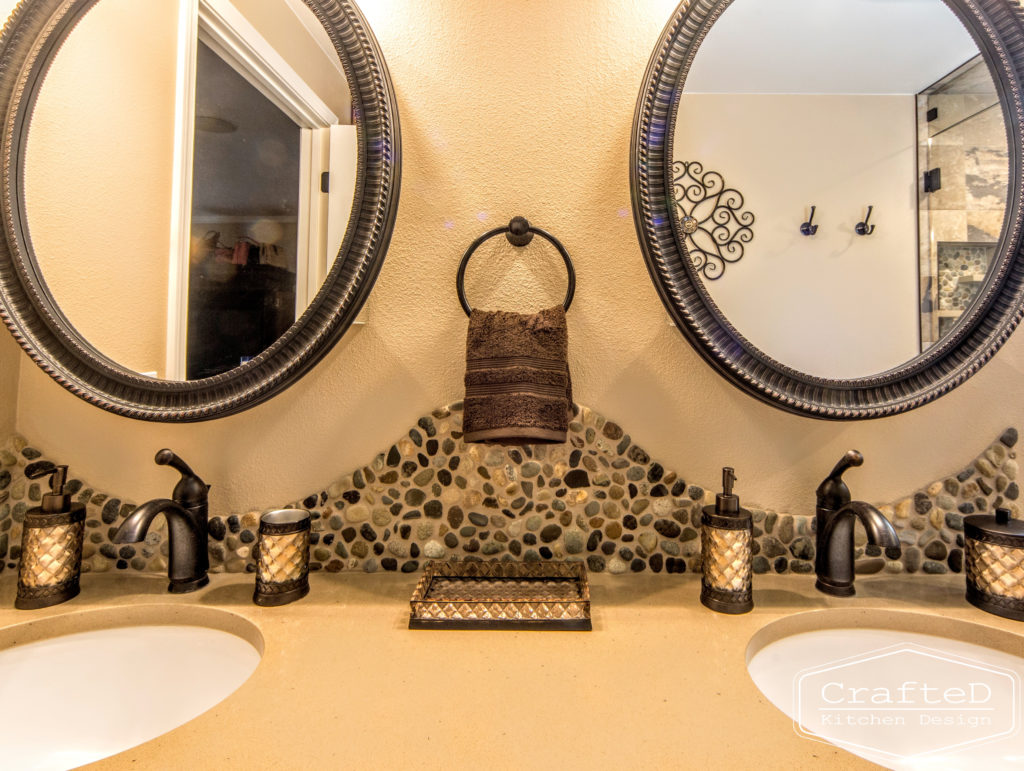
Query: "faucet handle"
828 450 864 478
156 449 196 476
155 449 209 508
816 450 864 511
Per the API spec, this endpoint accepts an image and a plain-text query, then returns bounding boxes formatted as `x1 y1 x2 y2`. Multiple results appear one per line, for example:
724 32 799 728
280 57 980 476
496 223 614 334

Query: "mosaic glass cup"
253 509 310 607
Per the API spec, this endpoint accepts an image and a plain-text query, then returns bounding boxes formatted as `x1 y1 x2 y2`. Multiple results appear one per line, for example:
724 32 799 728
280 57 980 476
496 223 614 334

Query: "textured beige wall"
10 0 1024 520
0 329 17 437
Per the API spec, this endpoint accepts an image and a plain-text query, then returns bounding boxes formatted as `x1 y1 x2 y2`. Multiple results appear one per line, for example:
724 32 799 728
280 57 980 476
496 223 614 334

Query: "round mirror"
0 0 399 418
632 0 1024 417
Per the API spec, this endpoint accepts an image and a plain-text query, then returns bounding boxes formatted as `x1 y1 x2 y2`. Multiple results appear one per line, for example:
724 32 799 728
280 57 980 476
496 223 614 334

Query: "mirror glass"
674 0 1009 379
25 0 358 380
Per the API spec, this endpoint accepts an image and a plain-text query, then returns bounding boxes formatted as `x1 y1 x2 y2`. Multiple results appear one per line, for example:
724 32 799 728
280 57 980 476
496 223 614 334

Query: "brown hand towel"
463 305 573 444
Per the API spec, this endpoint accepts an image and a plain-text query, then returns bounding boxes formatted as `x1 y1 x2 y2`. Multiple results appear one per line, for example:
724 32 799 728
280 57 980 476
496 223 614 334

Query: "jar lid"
964 508 1024 545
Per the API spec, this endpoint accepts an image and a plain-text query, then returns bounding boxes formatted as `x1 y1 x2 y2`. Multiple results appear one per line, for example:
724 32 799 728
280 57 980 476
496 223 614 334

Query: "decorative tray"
408 559 591 630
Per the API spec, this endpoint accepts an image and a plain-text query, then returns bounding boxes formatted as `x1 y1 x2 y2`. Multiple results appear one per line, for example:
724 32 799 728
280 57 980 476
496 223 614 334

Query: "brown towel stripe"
466 356 567 372
465 365 567 389
466 381 568 398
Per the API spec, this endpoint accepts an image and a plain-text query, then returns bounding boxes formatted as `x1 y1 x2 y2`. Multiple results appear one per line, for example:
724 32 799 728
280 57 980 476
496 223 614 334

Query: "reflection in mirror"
674 0 1009 379
26 0 357 380
919 57 1008 347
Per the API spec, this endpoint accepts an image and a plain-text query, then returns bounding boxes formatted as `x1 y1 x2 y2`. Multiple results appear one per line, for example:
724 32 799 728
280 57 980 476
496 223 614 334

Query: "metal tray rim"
408 559 592 631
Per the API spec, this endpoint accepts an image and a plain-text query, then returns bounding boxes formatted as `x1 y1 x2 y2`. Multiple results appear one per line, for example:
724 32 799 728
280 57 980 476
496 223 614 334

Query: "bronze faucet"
815 450 901 596
114 450 210 593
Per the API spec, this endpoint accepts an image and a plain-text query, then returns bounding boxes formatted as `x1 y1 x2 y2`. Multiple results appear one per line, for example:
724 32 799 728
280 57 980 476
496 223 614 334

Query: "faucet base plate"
815 577 855 597
168 575 210 594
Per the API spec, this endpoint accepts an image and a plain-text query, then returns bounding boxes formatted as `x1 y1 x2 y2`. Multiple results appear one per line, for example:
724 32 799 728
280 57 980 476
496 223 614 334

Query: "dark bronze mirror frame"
0 0 400 421
631 0 1024 419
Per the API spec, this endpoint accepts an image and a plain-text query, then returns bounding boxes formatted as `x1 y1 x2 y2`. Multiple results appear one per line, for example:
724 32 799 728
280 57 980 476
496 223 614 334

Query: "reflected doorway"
187 40 300 379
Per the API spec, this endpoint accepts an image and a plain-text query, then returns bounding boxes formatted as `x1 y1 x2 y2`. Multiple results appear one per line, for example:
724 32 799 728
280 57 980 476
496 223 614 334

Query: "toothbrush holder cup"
253 509 311 607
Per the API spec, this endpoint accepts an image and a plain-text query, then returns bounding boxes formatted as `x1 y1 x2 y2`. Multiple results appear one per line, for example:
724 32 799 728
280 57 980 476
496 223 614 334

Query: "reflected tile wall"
919 56 1008 348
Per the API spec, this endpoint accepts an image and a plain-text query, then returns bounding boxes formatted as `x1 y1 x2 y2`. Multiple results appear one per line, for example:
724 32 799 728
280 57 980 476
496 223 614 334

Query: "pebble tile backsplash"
0 404 1018 579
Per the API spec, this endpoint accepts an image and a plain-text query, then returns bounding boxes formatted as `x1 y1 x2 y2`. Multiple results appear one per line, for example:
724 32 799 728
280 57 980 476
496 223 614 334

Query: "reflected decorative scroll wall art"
672 160 755 280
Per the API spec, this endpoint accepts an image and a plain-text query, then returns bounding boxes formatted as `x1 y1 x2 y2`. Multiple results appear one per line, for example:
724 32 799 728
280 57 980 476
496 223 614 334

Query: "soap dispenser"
16 462 86 609
700 467 753 614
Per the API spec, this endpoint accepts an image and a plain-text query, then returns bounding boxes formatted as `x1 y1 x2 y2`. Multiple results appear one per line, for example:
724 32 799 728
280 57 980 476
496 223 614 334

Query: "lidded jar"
963 507 1024 622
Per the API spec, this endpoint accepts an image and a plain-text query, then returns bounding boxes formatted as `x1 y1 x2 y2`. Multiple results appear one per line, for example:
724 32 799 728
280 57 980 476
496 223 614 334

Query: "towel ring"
456 216 576 316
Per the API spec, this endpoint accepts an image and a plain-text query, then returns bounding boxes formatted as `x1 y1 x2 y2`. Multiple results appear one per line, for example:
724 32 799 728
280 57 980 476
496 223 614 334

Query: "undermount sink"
747 609 1024 770
0 606 262 771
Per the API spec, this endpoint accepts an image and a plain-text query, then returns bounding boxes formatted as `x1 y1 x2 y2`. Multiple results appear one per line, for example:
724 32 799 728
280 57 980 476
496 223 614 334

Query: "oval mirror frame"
0 0 399 421
631 0 1024 419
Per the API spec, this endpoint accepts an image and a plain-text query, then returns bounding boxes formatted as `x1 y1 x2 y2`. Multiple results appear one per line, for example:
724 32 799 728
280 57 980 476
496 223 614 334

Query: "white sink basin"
0 607 262 770
747 610 1024 770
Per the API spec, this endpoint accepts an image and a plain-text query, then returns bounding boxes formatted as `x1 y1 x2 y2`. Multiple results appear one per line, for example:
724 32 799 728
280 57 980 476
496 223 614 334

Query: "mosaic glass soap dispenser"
16 462 86 609
700 467 754 614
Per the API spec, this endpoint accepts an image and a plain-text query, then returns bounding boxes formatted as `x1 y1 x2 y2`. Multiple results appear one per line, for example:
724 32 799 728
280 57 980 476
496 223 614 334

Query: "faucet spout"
115 497 209 593
115 498 187 542
815 500 900 597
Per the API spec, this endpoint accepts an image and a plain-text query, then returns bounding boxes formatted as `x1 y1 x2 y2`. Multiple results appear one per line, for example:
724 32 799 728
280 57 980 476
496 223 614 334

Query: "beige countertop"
0 571 1021 770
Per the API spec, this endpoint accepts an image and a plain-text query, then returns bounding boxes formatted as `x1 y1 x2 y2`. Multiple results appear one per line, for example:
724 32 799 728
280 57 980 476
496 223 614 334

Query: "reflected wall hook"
855 206 875 236
800 206 818 236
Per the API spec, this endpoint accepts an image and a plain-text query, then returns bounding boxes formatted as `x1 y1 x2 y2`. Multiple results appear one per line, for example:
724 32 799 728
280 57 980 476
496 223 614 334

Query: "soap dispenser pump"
16 462 86 609
700 467 754 614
